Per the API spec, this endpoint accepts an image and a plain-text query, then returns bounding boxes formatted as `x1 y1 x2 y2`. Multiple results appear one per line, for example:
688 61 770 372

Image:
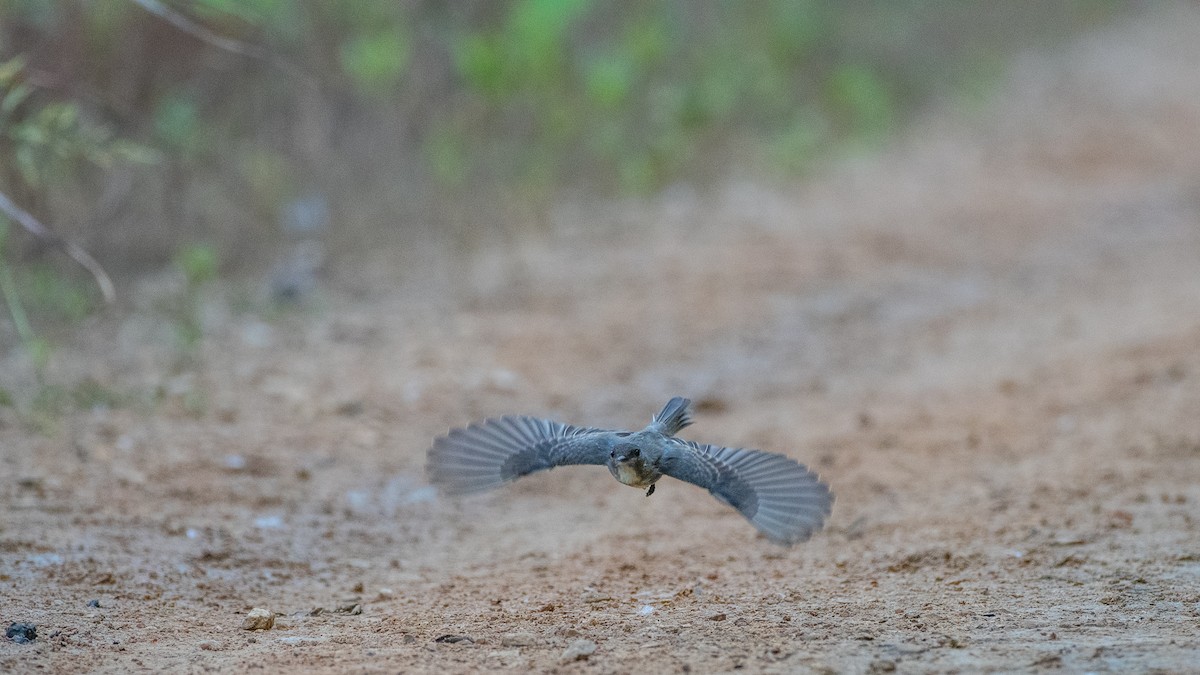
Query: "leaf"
454 34 506 96
176 244 219 286
26 336 53 373
0 56 25 85
15 144 42 187
111 140 163 165
585 55 635 108
12 121 48 146
504 0 591 85
154 94 201 151
1 83 32 115
340 29 410 95
425 125 468 187
826 65 894 139
51 102 79 128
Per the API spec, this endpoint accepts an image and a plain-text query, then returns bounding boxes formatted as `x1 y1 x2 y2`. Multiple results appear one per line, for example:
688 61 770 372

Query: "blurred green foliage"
19 376 134 434
153 92 204 156
0 56 158 189
0 53 149 387
177 243 218 287
0 0 1122 418
171 243 219 353
0 0 1123 244
431 0 1114 192
20 264 96 321
340 28 411 95
0 219 53 377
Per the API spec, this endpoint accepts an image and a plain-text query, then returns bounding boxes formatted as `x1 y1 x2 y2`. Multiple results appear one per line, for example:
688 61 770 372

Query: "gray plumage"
427 397 834 546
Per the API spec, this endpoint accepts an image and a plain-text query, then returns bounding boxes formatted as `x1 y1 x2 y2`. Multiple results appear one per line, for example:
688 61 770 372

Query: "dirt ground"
4 6 1200 674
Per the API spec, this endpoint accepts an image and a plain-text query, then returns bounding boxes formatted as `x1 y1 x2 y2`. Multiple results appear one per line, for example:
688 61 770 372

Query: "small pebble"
435 634 473 644
560 638 597 663
198 640 224 651
6 622 36 644
88 599 101 608
254 515 284 529
241 608 274 631
336 400 365 417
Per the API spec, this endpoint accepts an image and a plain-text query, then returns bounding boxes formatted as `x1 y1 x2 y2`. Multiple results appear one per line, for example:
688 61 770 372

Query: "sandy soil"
4 6 1200 673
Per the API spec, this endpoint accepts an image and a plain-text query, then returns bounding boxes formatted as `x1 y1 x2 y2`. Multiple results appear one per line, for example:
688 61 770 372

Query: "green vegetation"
0 56 158 189
0 1 1120 213
0 52 152 393
170 243 219 354
0 220 52 378
0 0 1122 414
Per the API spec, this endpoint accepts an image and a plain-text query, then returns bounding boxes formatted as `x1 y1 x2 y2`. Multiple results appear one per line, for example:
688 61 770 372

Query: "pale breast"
613 462 653 488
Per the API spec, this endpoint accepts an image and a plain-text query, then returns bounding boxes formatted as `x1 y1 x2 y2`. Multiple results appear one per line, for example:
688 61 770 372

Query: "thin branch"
0 189 115 304
131 0 269 60
130 0 316 87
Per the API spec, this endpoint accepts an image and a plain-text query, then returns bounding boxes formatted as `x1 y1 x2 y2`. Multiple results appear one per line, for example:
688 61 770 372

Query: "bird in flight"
427 397 833 545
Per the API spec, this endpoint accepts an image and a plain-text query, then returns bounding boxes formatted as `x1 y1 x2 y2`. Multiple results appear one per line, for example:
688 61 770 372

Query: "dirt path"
4 6 1200 673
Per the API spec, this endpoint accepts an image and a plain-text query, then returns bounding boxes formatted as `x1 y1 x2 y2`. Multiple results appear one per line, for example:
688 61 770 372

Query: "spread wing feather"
427 416 609 495
661 440 833 545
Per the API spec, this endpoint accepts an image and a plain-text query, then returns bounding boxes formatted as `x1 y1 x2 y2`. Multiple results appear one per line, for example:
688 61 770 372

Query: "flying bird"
427 397 833 545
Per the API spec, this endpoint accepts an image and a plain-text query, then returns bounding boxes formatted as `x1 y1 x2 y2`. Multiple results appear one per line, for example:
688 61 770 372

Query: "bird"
427 397 833 545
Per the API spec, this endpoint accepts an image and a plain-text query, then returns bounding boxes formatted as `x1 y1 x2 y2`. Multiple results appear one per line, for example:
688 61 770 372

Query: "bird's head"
610 444 642 465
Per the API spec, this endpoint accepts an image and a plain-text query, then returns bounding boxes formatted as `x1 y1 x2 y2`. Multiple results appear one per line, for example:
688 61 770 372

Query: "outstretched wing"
428 416 611 495
660 440 833 545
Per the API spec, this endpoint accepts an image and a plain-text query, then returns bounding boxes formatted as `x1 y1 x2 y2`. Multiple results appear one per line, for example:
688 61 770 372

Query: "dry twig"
0 189 115 303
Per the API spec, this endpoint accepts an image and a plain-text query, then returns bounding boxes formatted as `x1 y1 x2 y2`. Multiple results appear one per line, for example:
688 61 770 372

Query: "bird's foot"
645 484 655 497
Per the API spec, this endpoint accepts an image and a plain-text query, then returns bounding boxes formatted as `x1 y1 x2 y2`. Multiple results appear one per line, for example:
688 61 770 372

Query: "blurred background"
0 0 1178 418
0 3 1120 264
1 0 1133 397
6 4 1200 669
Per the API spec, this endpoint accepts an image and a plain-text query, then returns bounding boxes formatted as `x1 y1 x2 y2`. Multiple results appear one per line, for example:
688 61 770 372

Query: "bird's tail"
651 397 693 435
